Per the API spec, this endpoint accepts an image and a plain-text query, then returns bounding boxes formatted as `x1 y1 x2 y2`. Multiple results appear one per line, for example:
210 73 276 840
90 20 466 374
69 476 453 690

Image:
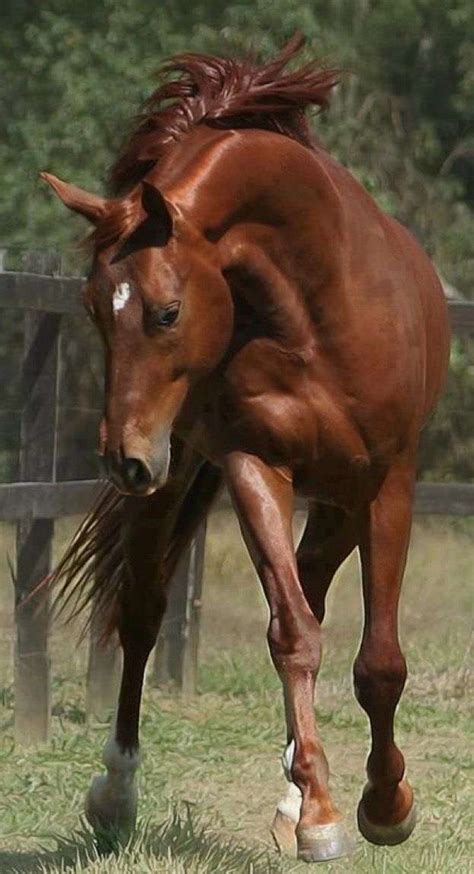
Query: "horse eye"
146 302 181 332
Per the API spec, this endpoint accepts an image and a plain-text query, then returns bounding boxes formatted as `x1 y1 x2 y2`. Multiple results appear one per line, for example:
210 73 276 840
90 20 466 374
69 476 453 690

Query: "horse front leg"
85 445 212 836
225 451 353 863
85 491 169 836
272 503 358 855
354 458 417 845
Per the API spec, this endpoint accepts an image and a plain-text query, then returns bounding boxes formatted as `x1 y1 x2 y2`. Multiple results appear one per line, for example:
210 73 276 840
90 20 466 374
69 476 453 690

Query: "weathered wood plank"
152 522 207 694
0 272 83 315
0 480 103 519
1 272 473 334
1 480 473 521
15 519 52 745
293 485 474 516
275 483 474 516
413 482 474 516
180 523 206 697
14 309 60 744
86 610 121 723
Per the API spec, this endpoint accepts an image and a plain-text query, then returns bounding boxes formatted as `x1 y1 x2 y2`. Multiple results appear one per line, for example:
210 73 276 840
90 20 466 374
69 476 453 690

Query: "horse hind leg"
354 459 416 846
272 502 357 857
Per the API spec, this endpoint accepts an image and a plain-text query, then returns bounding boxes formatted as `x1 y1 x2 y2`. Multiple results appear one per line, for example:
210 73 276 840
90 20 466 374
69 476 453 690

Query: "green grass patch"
0 513 472 871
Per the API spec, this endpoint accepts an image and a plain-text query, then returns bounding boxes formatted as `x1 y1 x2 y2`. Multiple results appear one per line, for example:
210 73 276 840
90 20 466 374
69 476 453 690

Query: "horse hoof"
297 821 355 863
271 810 297 857
85 775 137 838
357 788 417 846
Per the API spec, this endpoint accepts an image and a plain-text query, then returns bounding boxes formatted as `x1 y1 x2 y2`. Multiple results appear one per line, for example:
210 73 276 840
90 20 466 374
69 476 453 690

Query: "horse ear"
40 172 107 225
141 182 173 238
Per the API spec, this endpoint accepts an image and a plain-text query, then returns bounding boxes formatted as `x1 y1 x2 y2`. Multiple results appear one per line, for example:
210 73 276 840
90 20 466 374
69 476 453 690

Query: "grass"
0 510 472 872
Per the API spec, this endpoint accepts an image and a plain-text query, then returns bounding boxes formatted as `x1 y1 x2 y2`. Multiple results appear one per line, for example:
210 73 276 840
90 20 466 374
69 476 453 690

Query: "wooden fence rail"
0 267 473 744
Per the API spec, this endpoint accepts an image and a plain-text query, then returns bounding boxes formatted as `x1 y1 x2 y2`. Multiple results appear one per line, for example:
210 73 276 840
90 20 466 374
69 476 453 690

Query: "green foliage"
1 1 473 480
418 338 474 482
1 0 473 286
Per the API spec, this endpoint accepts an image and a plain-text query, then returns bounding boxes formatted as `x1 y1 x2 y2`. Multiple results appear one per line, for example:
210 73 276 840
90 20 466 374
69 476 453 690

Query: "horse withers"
42 36 449 863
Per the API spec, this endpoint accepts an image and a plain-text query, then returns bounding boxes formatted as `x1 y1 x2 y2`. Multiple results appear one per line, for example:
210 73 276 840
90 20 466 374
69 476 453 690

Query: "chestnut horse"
42 36 449 862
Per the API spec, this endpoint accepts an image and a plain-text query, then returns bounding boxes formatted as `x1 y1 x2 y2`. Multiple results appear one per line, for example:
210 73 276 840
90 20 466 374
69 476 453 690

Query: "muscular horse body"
42 37 449 862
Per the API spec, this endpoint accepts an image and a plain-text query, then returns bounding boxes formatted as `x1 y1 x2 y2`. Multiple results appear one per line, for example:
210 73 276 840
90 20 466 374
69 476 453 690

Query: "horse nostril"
121 457 152 492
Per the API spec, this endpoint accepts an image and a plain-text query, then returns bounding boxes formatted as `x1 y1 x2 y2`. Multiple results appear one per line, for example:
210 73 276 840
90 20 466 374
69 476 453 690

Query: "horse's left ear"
40 172 107 225
141 182 173 238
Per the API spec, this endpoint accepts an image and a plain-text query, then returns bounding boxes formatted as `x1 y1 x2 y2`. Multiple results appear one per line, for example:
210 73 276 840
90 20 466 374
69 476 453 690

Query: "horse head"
41 172 234 495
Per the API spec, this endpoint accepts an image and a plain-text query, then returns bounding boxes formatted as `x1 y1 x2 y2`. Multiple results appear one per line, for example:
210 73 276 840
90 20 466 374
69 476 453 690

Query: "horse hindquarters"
86 452 221 836
353 456 417 845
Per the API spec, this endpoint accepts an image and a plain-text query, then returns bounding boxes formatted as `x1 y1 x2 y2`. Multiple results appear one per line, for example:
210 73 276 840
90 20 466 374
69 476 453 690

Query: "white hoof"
85 774 137 836
85 738 140 837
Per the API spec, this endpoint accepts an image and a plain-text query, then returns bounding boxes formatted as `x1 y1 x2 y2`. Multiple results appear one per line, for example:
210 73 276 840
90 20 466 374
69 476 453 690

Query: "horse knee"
267 609 321 676
353 643 407 713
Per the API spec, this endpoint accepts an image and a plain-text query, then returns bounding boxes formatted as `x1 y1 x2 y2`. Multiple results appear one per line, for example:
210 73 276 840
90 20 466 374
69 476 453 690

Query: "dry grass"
0 509 472 872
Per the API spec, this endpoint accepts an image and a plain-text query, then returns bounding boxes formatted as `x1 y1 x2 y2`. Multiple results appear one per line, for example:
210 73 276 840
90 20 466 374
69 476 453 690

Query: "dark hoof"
297 821 355 863
357 792 417 846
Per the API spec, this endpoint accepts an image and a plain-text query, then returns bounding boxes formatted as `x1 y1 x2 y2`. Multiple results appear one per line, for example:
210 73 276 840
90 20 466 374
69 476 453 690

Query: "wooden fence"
0 267 473 745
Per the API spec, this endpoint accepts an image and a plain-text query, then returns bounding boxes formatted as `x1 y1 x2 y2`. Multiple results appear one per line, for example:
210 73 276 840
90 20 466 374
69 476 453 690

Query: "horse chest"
214 354 368 475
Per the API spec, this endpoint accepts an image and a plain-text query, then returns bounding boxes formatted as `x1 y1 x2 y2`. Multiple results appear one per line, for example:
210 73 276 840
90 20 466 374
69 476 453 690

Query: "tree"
1 0 472 481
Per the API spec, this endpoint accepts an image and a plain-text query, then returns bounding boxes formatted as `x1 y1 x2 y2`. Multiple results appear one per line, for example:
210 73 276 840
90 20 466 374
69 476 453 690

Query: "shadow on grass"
2 805 283 873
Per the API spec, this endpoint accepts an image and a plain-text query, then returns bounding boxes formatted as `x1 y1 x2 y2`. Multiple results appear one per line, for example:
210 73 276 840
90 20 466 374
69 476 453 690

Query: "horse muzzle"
103 433 170 496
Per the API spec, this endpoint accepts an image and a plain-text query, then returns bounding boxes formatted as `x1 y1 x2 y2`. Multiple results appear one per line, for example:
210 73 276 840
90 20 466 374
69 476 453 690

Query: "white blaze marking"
113 282 131 314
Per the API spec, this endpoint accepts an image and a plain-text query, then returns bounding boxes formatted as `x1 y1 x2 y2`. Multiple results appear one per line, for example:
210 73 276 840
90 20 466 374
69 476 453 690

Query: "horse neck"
152 127 344 349
155 126 331 231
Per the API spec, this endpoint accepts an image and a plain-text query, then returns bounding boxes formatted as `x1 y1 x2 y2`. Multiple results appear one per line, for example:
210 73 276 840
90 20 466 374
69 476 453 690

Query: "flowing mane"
110 33 340 194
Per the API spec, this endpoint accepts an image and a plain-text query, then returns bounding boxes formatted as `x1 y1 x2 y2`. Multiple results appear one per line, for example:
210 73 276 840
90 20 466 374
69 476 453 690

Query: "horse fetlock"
102 736 141 776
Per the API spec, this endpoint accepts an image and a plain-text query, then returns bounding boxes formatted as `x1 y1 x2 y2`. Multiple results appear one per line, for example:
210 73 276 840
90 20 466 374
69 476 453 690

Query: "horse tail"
163 460 222 584
46 461 223 641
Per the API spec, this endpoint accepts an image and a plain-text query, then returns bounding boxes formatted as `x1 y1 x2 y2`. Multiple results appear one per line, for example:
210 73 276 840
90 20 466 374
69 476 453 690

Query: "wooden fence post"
86 611 121 722
14 307 60 744
152 522 206 695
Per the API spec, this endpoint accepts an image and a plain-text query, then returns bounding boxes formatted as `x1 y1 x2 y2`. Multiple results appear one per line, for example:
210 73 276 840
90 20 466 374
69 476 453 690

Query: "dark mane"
110 34 340 194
